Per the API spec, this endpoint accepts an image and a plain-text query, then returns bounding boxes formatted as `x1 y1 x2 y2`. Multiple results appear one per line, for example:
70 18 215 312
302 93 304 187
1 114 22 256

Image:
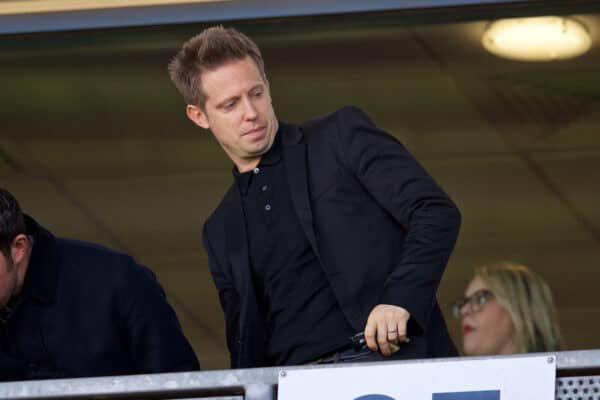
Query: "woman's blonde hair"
475 261 563 353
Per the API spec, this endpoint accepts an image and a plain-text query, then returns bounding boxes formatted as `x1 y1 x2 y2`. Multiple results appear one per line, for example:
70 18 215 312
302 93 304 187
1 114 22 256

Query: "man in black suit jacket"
169 26 461 368
0 188 199 381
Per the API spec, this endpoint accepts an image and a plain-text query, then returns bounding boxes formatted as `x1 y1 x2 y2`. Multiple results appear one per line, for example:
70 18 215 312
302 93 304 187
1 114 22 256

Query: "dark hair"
0 188 26 257
168 25 266 108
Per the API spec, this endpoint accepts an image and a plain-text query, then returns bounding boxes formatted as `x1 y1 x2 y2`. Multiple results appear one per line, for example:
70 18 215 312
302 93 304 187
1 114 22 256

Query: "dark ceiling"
1 4 599 369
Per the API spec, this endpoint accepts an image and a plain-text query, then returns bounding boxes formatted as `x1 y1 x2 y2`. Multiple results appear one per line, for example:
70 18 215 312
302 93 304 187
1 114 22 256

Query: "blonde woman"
452 261 563 355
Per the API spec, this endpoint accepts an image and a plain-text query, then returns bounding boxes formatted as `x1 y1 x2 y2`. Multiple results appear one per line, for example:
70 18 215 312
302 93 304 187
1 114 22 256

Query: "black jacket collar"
21 214 58 304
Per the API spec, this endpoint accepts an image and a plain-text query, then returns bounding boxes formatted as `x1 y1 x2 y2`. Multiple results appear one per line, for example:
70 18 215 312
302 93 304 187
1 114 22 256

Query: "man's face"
187 56 278 172
0 250 17 308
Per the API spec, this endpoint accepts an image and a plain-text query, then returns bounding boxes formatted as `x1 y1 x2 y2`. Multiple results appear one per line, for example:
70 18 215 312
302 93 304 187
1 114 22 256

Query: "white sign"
278 355 555 400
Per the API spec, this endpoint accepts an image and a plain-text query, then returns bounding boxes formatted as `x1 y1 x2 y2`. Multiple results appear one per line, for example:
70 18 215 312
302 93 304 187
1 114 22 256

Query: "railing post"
245 383 276 400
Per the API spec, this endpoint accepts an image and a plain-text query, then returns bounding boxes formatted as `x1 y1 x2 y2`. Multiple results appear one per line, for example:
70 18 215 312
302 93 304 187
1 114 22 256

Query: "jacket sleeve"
335 106 461 334
119 258 201 373
203 222 240 368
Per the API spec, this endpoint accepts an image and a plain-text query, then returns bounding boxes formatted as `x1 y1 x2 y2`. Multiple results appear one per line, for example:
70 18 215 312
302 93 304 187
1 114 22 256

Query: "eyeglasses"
451 289 494 319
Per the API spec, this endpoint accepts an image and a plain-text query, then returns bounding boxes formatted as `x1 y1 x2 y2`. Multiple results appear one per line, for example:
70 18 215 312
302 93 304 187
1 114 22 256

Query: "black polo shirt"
234 132 354 365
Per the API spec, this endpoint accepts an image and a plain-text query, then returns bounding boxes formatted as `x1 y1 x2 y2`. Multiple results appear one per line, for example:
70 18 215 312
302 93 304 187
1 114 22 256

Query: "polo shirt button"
253 167 260 174
265 204 271 211
261 185 268 192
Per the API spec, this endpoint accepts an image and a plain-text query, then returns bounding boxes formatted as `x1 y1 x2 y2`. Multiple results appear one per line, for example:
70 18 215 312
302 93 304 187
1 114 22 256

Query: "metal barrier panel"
556 376 600 400
0 350 598 399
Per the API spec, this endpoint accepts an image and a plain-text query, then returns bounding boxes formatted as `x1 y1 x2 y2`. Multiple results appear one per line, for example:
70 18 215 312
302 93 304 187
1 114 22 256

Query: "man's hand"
364 304 410 356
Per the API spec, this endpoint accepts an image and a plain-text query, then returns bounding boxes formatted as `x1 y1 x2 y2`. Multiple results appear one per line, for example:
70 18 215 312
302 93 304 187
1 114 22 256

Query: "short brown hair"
168 26 265 108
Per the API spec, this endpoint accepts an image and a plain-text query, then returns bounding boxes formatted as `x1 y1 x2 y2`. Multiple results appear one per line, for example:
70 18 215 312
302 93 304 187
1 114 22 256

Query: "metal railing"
0 350 598 399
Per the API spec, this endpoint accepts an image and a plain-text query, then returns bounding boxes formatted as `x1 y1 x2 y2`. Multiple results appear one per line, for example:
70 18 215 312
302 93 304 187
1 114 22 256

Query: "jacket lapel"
223 186 250 296
281 123 322 261
223 183 266 367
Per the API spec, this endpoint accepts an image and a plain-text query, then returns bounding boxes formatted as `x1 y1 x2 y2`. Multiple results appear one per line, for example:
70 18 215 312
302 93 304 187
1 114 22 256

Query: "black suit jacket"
203 106 461 368
0 215 199 381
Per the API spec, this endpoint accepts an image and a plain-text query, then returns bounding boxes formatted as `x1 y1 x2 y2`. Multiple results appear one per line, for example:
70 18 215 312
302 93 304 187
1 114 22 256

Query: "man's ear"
186 104 210 130
10 234 29 264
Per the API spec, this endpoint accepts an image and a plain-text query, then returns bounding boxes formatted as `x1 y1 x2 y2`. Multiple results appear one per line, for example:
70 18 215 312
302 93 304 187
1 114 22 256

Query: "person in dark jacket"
168 26 461 368
0 187 199 381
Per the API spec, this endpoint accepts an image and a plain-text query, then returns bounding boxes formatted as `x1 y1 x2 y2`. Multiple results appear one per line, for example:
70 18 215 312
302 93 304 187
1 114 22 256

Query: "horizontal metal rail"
0 0 582 35
0 350 598 399
1 0 509 34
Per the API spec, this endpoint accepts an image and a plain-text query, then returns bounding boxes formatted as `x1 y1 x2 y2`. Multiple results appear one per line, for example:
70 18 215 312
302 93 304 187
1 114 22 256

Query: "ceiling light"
482 16 592 62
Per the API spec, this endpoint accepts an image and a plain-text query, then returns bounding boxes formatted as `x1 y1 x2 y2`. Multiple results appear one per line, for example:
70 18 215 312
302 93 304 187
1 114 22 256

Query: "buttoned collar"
233 126 283 196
